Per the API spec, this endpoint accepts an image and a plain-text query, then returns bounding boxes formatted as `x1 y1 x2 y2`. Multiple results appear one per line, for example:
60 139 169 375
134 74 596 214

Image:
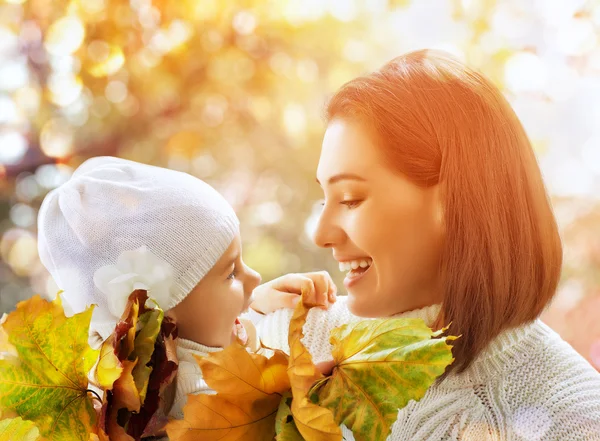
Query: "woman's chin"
346 292 378 318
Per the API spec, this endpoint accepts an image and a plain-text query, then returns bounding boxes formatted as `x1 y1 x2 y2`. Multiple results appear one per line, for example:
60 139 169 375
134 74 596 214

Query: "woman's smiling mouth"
338 257 373 288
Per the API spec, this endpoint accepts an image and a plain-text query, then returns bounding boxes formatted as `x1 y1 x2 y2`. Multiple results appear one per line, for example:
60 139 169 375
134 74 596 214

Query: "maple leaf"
166 342 290 441
0 295 99 441
287 299 342 441
0 417 40 441
311 318 456 441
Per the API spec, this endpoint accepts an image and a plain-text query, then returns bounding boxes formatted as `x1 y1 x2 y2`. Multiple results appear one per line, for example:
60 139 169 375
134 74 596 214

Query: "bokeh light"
0 132 28 165
44 16 86 56
40 119 74 158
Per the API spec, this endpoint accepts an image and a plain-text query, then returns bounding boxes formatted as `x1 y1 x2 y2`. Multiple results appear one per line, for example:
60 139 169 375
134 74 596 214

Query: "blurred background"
0 0 599 370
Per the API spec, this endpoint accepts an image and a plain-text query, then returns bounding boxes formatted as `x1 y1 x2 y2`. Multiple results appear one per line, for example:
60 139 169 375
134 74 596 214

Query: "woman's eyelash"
318 199 362 208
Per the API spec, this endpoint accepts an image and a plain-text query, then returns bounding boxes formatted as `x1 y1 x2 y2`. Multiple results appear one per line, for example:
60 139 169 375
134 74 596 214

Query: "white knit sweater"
257 297 600 441
168 337 220 420
160 314 268 438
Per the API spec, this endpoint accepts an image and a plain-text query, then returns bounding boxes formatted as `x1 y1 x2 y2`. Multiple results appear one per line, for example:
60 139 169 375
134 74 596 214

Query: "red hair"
326 50 563 374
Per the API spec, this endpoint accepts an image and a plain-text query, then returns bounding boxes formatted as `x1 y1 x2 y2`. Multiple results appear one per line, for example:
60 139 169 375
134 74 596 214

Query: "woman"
254 50 600 440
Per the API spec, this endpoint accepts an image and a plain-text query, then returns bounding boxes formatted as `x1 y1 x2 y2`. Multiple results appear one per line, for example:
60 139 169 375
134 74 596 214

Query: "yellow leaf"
0 295 98 441
0 417 39 441
287 298 341 441
166 342 290 441
95 332 123 390
0 321 17 360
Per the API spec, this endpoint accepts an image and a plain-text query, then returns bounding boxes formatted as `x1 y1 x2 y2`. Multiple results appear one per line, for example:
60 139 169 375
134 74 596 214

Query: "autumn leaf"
196 342 290 397
287 299 342 441
166 342 290 441
95 332 123 390
0 295 99 441
131 309 163 404
99 291 148 441
127 316 179 440
311 318 456 441
275 392 303 441
0 417 40 441
0 319 17 360
99 290 178 440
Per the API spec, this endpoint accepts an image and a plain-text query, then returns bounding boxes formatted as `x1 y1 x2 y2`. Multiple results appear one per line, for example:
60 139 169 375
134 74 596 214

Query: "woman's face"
168 233 262 347
314 118 444 317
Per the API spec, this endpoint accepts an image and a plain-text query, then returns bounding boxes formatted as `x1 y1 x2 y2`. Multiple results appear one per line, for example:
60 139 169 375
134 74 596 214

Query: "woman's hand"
250 271 338 315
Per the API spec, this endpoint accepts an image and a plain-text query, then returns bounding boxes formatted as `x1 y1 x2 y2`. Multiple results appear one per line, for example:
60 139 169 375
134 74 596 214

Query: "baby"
36 156 335 422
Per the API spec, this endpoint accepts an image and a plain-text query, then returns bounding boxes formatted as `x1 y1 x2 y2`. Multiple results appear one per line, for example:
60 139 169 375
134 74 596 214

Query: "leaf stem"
87 388 102 403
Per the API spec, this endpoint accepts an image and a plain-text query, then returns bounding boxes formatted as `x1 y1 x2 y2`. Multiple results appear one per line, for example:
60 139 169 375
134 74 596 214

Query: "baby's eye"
227 270 237 280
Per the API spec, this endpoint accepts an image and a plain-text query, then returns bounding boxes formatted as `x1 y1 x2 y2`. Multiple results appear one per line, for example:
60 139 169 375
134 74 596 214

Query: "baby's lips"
233 318 248 345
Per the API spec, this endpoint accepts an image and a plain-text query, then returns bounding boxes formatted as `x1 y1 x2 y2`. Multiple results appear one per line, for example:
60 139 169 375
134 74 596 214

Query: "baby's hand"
250 271 337 315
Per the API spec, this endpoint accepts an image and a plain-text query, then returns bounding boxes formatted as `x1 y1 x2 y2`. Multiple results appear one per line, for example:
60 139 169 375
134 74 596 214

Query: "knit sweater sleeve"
257 296 359 363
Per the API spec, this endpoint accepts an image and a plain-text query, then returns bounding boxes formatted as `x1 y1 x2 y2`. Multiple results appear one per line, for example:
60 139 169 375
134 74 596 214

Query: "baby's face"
168 233 261 347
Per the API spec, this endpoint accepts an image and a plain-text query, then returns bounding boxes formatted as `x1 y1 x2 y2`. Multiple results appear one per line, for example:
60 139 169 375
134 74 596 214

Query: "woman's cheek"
351 210 383 253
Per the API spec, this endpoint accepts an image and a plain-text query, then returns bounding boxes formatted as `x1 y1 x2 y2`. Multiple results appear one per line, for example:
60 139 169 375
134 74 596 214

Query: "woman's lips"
343 263 372 289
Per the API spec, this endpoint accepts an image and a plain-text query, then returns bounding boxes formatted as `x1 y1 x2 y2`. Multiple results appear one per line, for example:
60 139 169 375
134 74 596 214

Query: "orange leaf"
104 360 139 441
167 394 281 441
195 343 291 397
166 342 290 441
287 297 341 441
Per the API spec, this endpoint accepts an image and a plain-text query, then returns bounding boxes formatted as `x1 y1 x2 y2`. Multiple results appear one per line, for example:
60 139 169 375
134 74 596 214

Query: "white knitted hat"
37 156 239 343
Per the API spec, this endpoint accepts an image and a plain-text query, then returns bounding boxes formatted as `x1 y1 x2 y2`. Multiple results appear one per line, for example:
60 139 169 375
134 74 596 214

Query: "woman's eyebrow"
316 173 367 186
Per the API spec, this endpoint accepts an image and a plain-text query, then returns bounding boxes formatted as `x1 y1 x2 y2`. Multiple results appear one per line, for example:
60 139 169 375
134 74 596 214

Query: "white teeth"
338 258 372 273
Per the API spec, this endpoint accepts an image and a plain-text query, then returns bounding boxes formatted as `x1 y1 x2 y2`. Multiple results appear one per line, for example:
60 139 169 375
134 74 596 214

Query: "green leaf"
277 419 304 441
312 318 455 441
275 393 303 441
131 309 163 404
0 295 98 441
0 417 40 441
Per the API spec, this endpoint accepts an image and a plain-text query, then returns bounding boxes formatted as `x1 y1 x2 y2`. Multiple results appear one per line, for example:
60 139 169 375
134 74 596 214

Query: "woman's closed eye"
318 198 363 209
